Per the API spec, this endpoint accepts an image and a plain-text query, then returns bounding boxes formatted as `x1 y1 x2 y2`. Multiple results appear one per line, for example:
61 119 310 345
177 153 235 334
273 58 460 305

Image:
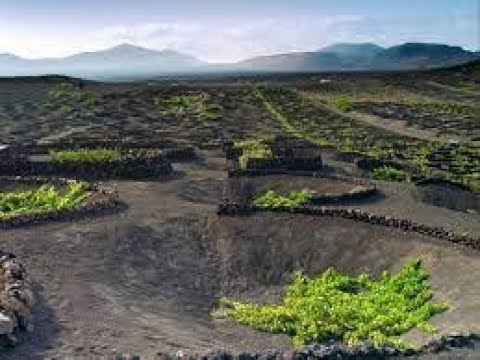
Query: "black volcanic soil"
0 78 284 147
0 66 480 358
226 174 365 200
0 152 479 359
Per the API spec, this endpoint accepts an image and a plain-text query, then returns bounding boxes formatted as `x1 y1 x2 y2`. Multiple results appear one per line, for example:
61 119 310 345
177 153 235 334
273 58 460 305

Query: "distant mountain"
0 53 23 62
372 43 478 70
59 44 203 67
1 42 478 79
0 53 28 66
235 51 344 72
317 43 385 69
238 42 479 72
319 43 384 58
0 43 206 79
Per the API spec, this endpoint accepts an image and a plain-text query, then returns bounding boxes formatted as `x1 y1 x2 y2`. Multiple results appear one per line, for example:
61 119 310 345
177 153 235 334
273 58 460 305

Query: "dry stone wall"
49 333 479 359
0 176 123 229
226 173 377 205
245 157 323 172
217 203 479 250
0 250 34 346
0 149 173 179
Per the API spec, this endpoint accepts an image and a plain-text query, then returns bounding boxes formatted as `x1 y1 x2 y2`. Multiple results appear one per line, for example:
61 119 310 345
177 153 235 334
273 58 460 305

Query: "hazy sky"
0 0 478 62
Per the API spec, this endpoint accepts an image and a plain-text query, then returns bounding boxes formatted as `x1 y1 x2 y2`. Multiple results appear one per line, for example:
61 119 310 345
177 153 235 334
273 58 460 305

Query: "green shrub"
235 139 273 169
254 189 313 209
213 260 446 349
158 94 205 112
372 166 408 181
48 83 76 100
50 148 121 163
332 95 354 112
0 182 88 219
198 109 220 121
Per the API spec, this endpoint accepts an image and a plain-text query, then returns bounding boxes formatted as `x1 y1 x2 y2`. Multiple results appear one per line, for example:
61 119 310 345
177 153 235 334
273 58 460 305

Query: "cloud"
95 15 366 62
4 12 474 61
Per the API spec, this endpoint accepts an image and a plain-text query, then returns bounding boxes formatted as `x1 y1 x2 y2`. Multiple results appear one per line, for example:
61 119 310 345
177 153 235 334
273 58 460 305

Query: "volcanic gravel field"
0 154 479 358
0 64 480 358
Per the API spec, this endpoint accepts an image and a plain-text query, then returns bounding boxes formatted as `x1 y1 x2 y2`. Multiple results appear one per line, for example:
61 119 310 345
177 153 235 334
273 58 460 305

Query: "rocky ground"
0 151 479 358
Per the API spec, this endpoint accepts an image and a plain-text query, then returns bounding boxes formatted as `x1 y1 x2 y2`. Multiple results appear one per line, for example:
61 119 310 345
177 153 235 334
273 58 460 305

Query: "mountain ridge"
0 43 206 78
318 43 385 57
238 42 480 72
1 42 478 79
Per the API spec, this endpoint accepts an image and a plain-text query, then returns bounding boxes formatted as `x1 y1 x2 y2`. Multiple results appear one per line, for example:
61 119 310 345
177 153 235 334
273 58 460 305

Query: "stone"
1 294 30 318
16 288 35 308
2 260 25 280
0 312 15 335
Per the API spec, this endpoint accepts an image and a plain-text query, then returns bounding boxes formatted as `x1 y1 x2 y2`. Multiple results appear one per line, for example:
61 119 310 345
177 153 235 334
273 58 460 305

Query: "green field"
0 182 88 219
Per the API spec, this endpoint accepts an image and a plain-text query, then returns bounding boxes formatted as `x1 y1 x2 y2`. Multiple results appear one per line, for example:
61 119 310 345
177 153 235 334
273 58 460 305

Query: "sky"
0 0 478 62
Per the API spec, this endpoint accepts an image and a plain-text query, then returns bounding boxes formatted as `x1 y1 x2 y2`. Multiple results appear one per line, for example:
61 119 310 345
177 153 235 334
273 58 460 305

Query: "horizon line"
1 40 477 64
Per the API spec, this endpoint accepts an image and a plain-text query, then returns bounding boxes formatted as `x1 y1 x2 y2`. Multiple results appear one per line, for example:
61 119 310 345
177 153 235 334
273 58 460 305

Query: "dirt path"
38 125 93 143
306 97 457 143
345 110 463 143
300 91 474 144
0 153 479 358
426 81 480 98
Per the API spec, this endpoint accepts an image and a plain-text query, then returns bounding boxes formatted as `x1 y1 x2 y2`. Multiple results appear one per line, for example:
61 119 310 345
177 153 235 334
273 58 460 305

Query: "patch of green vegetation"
332 95 354 112
42 83 101 120
198 105 221 121
357 101 480 127
48 83 76 100
156 93 205 112
254 88 332 146
50 148 122 163
372 166 408 182
213 260 446 349
166 94 202 109
254 88 301 137
254 189 313 209
154 92 222 121
302 82 437 105
56 104 74 116
258 86 480 192
0 182 88 219
235 138 273 169
423 102 479 117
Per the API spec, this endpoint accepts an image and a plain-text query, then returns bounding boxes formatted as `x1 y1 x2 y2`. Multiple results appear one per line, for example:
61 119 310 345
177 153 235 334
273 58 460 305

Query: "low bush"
198 109 220 121
50 148 122 163
0 182 88 218
213 260 447 349
372 166 408 181
157 94 205 113
235 139 273 169
254 189 313 208
332 95 354 112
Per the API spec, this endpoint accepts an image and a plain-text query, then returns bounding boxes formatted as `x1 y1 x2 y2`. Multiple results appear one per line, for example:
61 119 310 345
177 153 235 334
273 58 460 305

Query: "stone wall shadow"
0 282 58 360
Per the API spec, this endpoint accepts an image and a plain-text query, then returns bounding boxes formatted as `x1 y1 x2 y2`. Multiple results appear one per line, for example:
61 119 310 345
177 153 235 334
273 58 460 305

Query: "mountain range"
1 42 479 80
238 43 479 72
0 44 205 79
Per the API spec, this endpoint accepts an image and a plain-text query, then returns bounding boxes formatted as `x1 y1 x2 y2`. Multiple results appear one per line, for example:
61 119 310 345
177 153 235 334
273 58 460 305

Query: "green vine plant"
371 166 408 182
332 95 355 112
212 259 447 349
254 189 313 209
235 138 274 170
50 148 122 163
0 182 88 219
